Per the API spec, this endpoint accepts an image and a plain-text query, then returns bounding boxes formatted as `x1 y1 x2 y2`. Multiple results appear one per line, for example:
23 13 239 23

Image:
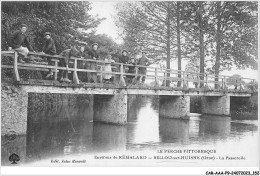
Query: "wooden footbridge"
1 51 258 135
1 51 257 91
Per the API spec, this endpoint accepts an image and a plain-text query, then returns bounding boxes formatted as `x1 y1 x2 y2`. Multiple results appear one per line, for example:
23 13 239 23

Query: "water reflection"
159 118 189 144
127 97 160 144
26 121 76 163
1 94 258 166
198 116 231 142
93 123 127 152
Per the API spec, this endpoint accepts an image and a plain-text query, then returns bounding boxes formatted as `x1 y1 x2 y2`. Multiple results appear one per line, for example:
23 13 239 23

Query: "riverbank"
230 92 258 120
190 93 258 120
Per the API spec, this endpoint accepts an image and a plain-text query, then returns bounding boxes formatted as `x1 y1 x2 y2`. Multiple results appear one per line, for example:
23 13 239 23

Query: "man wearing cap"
41 32 56 55
119 50 129 64
9 24 34 63
118 49 130 76
41 32 57 79
76 42 89 82
86 43 99 83
137 51 150 83
58 45 83 83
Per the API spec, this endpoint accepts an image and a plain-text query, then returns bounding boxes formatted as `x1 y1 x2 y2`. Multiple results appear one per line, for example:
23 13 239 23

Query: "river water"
1 94 258 166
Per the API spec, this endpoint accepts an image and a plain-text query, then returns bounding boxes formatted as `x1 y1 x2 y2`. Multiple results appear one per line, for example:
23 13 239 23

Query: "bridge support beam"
93 91 127 125
159 95 190 119
201 95 230 116
1 86 28 135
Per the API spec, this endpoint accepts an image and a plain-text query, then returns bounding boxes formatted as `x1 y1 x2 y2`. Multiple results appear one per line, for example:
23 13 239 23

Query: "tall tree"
208 1 258 88
176 2 182 87
115 2 189 86
181 2 211 88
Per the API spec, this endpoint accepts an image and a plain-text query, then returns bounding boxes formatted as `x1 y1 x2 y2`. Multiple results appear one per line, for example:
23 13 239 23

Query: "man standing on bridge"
127 57 137 85
59 45 82 83
8 24 35 63
41 32 57 79
137 51 150 83
119 50 129 65
87 43 99 83
119 49 130 74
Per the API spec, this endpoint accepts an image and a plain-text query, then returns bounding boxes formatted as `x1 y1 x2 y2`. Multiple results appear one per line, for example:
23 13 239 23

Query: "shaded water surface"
1 94 258 166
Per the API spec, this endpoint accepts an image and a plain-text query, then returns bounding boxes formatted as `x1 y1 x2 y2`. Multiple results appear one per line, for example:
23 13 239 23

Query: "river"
1 94 258 166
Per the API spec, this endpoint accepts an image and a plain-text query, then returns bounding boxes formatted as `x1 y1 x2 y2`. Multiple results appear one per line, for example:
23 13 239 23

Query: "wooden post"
223 76 227 90
13 51 20 81
205 74 209 89
163 70 166 87
135 66 138 81
53 60 58 81
73 58 79 84
119 63 126 86
183 71 187 88
100 65 103 83
197 72 200 88
220 77 224 89
155 68 158 87
252 79 256 92
239 78 243 91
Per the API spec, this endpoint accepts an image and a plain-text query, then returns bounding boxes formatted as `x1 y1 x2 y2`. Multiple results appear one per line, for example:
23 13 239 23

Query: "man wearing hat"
58 45 83 83
41 32 56 55
41 32 57 79
137 51 151 83
76 41 89 82
118 49 130 77
9 24 35 63
86 43 99 83
119 50 129 64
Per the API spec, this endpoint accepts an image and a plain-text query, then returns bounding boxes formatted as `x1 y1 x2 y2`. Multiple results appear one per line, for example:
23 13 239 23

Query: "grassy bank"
190 94 258 120
230 93 258 120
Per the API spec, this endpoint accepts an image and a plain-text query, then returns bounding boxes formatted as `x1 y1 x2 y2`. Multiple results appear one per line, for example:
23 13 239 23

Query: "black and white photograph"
0 1 259 175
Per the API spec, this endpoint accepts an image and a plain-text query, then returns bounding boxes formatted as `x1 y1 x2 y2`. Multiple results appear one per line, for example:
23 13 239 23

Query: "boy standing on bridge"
127 57 137 85
41 32 57 79
137 51 150 83
8 24 35 63
59 46 82 83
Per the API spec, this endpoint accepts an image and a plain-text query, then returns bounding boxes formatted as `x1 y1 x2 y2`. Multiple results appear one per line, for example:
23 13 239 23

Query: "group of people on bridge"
7 24 151 85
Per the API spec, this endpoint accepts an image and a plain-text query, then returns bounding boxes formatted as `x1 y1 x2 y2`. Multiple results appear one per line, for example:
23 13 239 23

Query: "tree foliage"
1 1 105 53
115 1 258 81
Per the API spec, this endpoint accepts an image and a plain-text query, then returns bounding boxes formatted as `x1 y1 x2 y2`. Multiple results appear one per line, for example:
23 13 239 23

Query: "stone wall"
159 95 190 119
1 84 94 136
93 90 127 125
1 85 28 136
27 93 93 124
201 96 230 116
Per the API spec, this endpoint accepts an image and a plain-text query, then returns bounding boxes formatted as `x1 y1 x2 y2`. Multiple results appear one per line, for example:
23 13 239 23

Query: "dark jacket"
88 50 99 60
9 30 33 51
59 47 82 65
119 55 129 64
42 38 56 55
137 56 150 66
128 59 136 73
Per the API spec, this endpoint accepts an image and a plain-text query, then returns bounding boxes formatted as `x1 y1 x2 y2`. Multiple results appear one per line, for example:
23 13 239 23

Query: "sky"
89 1 258 80
89 1 123 44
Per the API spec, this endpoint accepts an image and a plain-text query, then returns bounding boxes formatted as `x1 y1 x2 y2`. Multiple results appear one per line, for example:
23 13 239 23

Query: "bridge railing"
1 51 257 91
